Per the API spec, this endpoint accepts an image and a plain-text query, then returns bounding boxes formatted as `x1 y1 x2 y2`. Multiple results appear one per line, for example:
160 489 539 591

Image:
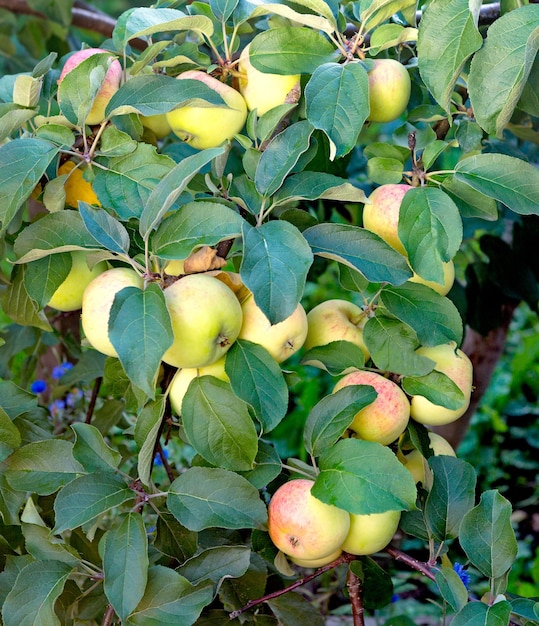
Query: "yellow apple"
81 266 144 357
267 479 350 562
47 251 108 312
58 48 122 125
401 431 456 485
341 509 401 555
238 293 308 363
237 44 300 116
304 299 370 361
367 59 411 123
58 160 100 207
162 274 243 368
140 113 172 139
410 342 473 426
333 370 410 445
168 356 228 416
409 259 455 296
166 70 247 149
290 548 342 568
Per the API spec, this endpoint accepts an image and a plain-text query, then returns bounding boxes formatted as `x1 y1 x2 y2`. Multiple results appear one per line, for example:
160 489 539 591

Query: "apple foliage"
0 0 538 624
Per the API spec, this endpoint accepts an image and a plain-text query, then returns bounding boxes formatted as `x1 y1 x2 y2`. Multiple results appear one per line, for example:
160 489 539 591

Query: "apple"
162 274 243 368
341 509 401 555
362 183 413 255
140 113 172 139
401 430 456 485
304 299 370 361
410 341 473 426
367 59 411 123
237 44 300 116
333 370 410 445
409 259 455 296
166 70 247 149
238 293 308 363
58 48 122 125
81 266 144 357
58 160 100 207
267 479 350 562
290 548 342 568
47 251 108 312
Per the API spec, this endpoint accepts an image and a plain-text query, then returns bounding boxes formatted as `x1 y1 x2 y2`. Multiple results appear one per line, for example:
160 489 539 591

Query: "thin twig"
85 376 102 424
101 604 115 626
385 547 436 582
347 567 365 626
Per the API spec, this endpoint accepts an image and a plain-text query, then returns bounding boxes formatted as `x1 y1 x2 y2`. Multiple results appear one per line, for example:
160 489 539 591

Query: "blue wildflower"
49 399 66 417
66 388 83 407
52 362 74 379
30 380 47 394
453 562 471 588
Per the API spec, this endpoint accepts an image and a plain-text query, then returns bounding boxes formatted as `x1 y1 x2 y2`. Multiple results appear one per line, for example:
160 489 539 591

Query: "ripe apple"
362 183 413 255
409 259 455 296
162 274 243 368
166 70 247 149
238 293 308 363
290 548 342 568
410 342 473 426
401 430 456 485
81 266 144 357
367 58 411 123
237 44 300 116
58 161 100 207
140 113 172 139
47 251 108 312
267 479 350 562
341 509 401 555
333 370 410 445
304 299 370 361
58 48 122 125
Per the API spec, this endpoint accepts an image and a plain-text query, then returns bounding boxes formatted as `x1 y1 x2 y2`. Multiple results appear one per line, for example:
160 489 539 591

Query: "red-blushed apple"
267 479 350 562
333 370 410 445
409 259 455 296
401 430 456 485
367 59 411 123
410 341 473 426
341 509 401 555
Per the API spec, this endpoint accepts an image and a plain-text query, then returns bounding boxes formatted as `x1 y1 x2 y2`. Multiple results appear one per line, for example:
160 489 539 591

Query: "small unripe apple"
168 356 228 416
166 70 247 149
238 44 300 116
341 509 401 555
58 48 122 125
333 370 410 445
410 342 473 426
267 479 350 562
58 161 100 207
47 251 108 312
409 259 455 296
401 431 456 485
367 59 411 123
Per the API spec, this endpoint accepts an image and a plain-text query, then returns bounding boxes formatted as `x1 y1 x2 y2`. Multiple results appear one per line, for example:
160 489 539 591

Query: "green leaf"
301 340 366 375
0 408 21 463
454 153 539 216
136 396 166 487
0 266 52 331
367 156 405 185
350 557 394 610
79 203 131 254
240 220 313 324
154 512 198 562
305 62 369 159
167 466 267 531
178 545 251 586
247 0 335 34
401 370 465 409
460 490 518 579
468 4 539 136
304 223 412 285
240 440 282 489
273 171 368 207
313 438 417 514
435 566 469 612
359 0 417 31
267 592 326 625
417 0 482 114
441 175 498 221
226 339 288 433
71 422 122 472
210 0 239 21
451 599 513 626
103 513 149 624
182 376 258 471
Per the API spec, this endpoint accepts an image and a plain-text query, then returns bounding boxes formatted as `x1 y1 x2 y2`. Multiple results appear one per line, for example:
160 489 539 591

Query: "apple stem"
347 567 365 626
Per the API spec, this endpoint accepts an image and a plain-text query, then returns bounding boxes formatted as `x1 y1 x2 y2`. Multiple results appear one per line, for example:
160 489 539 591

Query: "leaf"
103 513 148 624
441 175 498 220
273 171 368 207
246 2 334 34
417 0 483 114
435 566 469 612
312 438 417 514
0 408 21 463
468 4 539 136
267 592 326 625
154 512 198 562
301 341 366 375
401 370 465 409
359 0 417 32
350 557 394 610
136 396 166 487
305 62 369 158
454 153 539 216
451 599 513 626
167 466 267 531
210 0 239 21
178 545 251 586
79 203 131 254
240 440 282 489
71 422 122 472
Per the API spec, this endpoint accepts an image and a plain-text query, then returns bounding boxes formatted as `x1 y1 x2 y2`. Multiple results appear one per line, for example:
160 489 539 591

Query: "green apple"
168 356 228 416
333 370 410 445
140 113 172 139
238 293 308 363
47 251 108 312
237 44 300 116
166 70 247 149
304 299 370 361
410 342 473 426
367 58 411 123
401 431 456 485
81 266 144 357
409 259 455 296
58 48 122 125
267 479 350 562
162 274 243 368
341 509 401 555
290 548 343 568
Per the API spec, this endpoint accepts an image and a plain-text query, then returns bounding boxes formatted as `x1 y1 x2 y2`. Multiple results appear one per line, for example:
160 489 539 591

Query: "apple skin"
162 274 243 369
238 293 308 363
362 184 413 255
238 44 300 116
267 479 350 561
81 266 144 357
290 548 343 568
367 59 411 123
402 431 456 485
141 113 172 139
304 299 370 361
47 251 108 312
58 161 100 207
341 509 401 555
409 260 455 296
333 370 410 445
168 356 228 416
166 70 247 149
58 48 122 125
410 342 473 426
